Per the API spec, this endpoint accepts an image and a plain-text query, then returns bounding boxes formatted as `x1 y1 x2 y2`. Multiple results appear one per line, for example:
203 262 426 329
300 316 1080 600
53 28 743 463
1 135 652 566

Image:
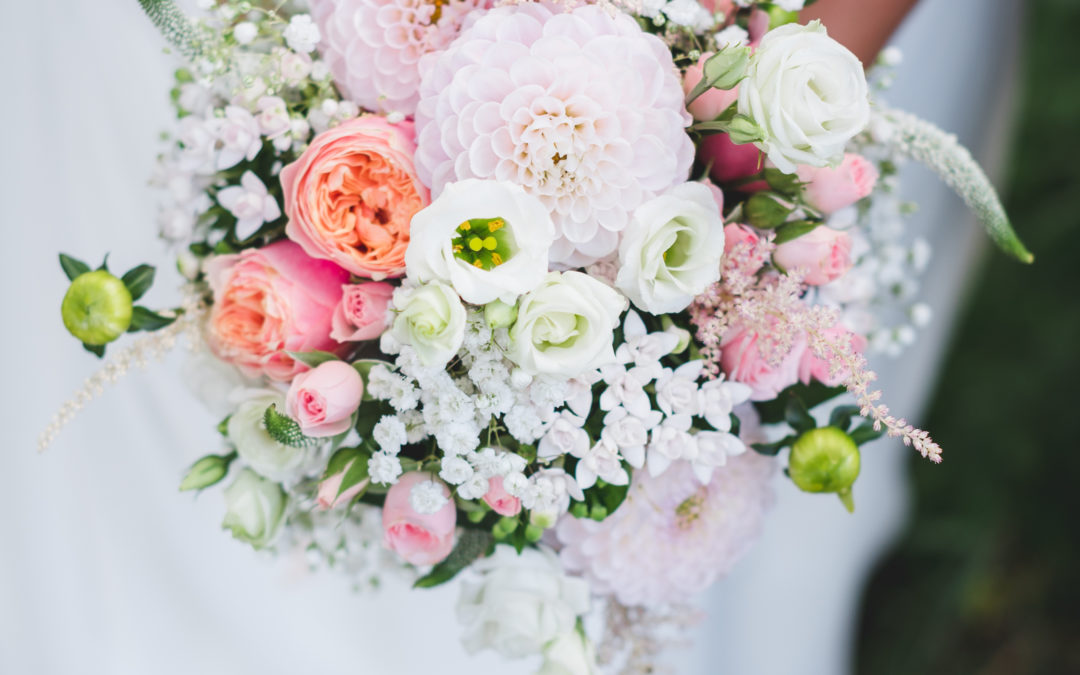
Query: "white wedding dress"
0 1 1019 673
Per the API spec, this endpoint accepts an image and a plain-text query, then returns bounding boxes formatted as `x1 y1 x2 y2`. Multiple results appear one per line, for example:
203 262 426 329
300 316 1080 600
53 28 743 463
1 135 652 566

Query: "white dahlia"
414 4 695 267
555 453 775 607
309 0 488 115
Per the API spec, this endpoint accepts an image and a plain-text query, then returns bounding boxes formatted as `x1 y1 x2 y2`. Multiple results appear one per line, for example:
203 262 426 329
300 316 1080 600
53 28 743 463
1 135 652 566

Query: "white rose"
405 179 555 305
457 546 590 659
737 21 870 174
508 272 628 377
227 390 318 483
615 182 726 314
538 632 599 675
222 468 287 550
390 282 466 368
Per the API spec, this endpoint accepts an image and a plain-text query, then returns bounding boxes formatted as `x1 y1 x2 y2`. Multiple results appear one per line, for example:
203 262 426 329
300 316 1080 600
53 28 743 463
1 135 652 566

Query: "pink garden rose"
281 116 429 280
772 226 853 286
316 459 368 510
799 324 868 387
206 240 349 381
330 282 394 342
700 132 765 185
720 326 804 401
382 472 457 566
683 52 740 122
483 476 522 517
797 153 878 215
723 223 765 275
285 360 364 437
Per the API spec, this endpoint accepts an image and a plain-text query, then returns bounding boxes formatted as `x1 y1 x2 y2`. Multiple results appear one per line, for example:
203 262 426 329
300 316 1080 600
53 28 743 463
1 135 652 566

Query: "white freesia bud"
226 390 318 482
737 21 869 173
616 182 726 314
390 282 466 368
221 468 287 550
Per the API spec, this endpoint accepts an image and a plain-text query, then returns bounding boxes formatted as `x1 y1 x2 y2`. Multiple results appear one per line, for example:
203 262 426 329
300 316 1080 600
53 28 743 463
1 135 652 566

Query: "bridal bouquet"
45 0 1031 671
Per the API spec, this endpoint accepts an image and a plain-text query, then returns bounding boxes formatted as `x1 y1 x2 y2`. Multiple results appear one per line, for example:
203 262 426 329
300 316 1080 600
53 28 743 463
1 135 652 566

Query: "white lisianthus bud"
737 21 870 173
226 390 318 482
222 468 287 550
391 282 466 368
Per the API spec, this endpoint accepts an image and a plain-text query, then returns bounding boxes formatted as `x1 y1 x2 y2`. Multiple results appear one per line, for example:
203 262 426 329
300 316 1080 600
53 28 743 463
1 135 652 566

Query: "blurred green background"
856 0 1080 672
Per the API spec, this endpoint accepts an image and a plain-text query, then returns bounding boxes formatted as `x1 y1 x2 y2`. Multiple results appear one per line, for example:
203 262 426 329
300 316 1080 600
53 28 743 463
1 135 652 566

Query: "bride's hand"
802 0 921 65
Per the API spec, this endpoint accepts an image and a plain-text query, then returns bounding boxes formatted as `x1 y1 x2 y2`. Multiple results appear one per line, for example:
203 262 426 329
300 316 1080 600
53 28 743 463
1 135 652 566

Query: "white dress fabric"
0 1 1018 673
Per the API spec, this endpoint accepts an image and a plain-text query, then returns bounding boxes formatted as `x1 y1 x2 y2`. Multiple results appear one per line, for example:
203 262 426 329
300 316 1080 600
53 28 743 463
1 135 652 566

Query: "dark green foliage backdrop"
856 1 1080 672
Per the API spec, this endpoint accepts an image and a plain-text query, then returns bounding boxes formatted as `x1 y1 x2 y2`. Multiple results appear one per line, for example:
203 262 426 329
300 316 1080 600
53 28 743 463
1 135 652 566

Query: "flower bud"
484 299 518 329
179 453 233 492
788 426 860 512
61 270 133 345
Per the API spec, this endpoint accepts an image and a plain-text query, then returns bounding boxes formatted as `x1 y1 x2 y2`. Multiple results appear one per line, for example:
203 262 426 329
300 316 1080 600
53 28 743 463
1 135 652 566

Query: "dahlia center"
451 217 516 270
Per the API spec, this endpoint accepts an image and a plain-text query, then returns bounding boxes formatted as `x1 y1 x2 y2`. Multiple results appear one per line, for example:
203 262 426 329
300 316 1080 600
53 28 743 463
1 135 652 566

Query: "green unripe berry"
788 426 861 512
61 270 133 345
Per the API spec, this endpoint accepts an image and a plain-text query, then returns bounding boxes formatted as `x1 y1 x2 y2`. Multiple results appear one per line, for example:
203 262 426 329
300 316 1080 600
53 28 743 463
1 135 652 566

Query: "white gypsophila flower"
697 378 752 431
773 0 806 9
598 364 655 419
368 451 403 485
686 430 747 483
233 21 257 44
616 182 726 314
662 0 714 31
529 375 572 411
410 479 450 514
738 21 869 173
458 473 491 500
504 403 547 443
274 47 312 85
434 422 482 456
910 302 933 327
538 632 598 675
284 14 321 53
226 390 319 483
372 415 408 454
216 171 281 240
440 456 474 485
646 414 694 477
601 406 662 469
405 180 555 305
400 408 428 442
521 469 584 523
508 272 628 377
214 105 262 170
538 411 590 462
616 311 679 369
468 447 506 480
655 360 704 417
391 281 466 369
714 24 749 49
638 0 667 18
222 468 288 550
502 472 528 498
457 545 590 659
574 438 629 490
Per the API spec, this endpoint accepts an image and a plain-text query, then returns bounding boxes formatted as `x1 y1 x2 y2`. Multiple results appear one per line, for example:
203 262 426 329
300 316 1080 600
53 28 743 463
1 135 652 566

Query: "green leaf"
179 452 236 491
120 265 156 301
263 404 320 448
82 342 105 358
744 192 794 229
829 405 862 432
774 221 820 245
97 254 110 272
784 394 817 434
413 530 496 588
128 306 176 332
751 435 797 456
335 451 371 500
764 168 805 196
59 253 91 281
323 446 367 480
849 422 886 446
286 350 340 368
754 381 846 425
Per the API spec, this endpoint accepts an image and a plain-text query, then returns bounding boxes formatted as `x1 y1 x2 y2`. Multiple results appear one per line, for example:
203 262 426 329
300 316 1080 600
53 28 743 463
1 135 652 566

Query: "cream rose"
737 21 869 174
615 182 726 314
405 179 555 305
390 281 466 368
507 272 628 377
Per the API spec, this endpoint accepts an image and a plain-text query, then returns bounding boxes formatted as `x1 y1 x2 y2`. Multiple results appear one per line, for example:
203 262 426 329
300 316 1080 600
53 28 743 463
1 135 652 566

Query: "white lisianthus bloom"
457 546 590 659
538 632 599 675
227 390 318 483
737 21 870 173
222 468 287 550
508 272 628 377
405 180 555 305
616 182 726 314
390 282 466 368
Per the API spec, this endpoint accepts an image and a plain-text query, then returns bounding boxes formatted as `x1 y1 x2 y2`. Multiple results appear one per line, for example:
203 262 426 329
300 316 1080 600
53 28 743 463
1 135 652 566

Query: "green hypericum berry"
61 270 133 345
788 426 861 512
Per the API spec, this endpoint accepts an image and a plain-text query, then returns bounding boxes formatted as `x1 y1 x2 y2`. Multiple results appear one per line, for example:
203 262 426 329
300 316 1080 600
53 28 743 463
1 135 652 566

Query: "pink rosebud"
683 53 740 123
330 282 395 342
700 0 734 15
720 326 804 401
723 223 765 275
382 472 457 566
799 324 868 387
285 360 364 437
482 475 522 517
797 154 879 215
700 132 765 186
772 226 853 286
316 459 368 510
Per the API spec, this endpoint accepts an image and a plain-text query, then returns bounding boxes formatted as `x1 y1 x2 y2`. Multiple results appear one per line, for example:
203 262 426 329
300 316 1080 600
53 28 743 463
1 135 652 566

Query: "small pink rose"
723 223 765 275
316 459 368 510
700 132 765 186
330 282 395 342
720 325 804 401
482 475 522 517
382 472 456 566
772 226 853 286
797 154 878 215
799 324 868 388
285 360 364 437
683 53 740 123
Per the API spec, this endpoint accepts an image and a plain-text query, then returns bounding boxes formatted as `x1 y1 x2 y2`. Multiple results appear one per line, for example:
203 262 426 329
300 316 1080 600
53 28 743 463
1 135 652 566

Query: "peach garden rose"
281 116 429 279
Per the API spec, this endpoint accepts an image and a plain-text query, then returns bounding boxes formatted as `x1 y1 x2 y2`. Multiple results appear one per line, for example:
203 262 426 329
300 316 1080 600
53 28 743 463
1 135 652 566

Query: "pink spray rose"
797 153 879 215
316 459 368 510
285 360 364 437
799 324 868 388
382 472 457 566
330 282 395 342
723 223 765 275
772 226 853 286
206 240 349 381
683 52 740 122
720 326 805 401
483 476 522 517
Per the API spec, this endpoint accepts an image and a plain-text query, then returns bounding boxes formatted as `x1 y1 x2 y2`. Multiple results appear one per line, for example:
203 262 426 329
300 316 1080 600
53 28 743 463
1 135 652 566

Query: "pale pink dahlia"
555 453 775 607
309 0 488 115
414 4 695 267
